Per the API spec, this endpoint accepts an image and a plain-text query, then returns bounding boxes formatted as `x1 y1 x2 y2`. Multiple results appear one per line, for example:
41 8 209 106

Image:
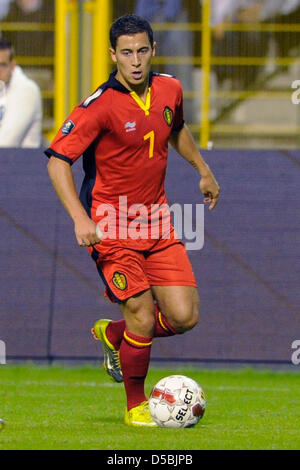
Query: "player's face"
0 49 15 85
110 32 156 92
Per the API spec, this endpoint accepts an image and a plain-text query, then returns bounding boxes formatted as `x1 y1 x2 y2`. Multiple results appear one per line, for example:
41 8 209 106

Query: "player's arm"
169 124 220 210
47 156 101 247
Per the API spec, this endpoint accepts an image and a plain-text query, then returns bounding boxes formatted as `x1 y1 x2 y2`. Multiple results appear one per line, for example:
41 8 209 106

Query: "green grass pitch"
0 365 299 450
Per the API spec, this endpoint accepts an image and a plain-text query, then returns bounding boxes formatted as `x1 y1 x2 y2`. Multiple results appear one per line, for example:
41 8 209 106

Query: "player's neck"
131 83 149 102
115 72 149 103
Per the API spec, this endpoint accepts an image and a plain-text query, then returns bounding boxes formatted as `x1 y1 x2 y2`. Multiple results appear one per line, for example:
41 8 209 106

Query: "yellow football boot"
91 319 123 383
124 401 158 427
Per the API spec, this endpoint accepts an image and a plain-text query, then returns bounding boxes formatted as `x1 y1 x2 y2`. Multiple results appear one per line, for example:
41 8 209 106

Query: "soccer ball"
149 375 206 428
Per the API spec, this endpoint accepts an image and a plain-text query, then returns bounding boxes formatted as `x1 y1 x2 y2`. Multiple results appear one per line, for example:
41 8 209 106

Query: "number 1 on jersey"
144 130 155 159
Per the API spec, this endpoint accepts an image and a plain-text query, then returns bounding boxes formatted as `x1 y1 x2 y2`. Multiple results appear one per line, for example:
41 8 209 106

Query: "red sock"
153 304 179 337
105 319 125 350
120 329 152 410
106 304 178 349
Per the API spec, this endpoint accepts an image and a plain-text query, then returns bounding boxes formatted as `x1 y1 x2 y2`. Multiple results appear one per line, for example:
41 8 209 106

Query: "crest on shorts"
163 106 173 126
112 272 127 291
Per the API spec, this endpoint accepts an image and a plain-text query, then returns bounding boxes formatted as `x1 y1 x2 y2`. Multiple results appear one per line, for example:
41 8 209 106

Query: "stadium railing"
149 0 300 148
0 0 112 142
0 0 54 138
3 0 299 147
53 0 111 138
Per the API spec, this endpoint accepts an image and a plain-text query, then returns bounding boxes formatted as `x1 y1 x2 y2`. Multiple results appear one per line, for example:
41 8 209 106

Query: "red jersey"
45 71 184 247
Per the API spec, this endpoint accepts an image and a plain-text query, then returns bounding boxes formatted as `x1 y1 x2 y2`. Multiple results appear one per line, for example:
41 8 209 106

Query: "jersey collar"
107 69 155 93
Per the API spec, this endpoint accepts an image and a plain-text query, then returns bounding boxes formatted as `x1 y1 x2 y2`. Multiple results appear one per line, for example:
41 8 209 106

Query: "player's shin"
153 303 181 337
120 329 152 410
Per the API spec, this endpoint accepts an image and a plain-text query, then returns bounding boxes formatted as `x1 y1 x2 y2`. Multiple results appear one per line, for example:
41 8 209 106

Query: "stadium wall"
0 148 299 365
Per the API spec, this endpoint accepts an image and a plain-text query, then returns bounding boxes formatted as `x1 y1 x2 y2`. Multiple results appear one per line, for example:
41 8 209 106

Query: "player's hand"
199 170 220 210
74 216 103 247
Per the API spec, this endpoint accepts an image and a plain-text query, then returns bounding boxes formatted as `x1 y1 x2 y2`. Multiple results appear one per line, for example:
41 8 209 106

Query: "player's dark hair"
0 40 14 61
110 14 154 50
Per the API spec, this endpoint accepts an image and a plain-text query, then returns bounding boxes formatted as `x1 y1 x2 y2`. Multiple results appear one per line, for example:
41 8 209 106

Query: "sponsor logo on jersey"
163 106 173 126
125 121 136 132
112 272 127 291
61 120 75 135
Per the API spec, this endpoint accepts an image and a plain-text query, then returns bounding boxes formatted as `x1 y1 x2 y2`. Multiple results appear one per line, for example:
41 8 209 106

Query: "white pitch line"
205 386 291 392
0 380 118 388
0 381 292 393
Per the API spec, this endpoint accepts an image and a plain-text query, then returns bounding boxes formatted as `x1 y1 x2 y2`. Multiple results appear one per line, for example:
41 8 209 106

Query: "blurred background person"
3 0 53 57
0 0 13 37
0 40 42 147
210 0 300 92
210 0 267 91
0 0 12 21
260 0 300 59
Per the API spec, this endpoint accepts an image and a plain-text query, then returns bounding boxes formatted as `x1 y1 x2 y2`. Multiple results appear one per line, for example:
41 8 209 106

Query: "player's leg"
111 288 157 426
90 242 182 375
92 297 179 361
89 246 158 425
119 289 155 412
151 285 199 333
146 240 199 334
119 284 198 427
92 240 197 370
93 289 158 426
91 246 150 382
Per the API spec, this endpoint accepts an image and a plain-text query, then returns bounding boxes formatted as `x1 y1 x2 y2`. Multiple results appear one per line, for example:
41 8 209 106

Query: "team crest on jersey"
163 106 173 126
112 272 127 291
61 120 75 135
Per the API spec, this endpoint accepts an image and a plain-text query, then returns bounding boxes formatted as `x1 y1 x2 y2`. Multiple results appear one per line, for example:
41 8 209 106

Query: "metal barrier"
54 0 111 136
1 0 111 140
1 0 54 135
148 0 300 148
2 0 299 147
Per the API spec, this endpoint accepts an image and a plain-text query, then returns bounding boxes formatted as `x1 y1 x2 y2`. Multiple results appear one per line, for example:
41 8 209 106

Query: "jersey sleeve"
44 91 109 165
172 80 185 133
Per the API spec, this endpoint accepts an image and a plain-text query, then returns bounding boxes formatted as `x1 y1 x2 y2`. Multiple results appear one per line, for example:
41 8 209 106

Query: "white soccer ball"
149 375 206 428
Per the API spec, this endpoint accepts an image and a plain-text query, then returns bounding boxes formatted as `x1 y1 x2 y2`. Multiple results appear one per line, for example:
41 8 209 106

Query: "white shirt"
209 0 257 26
0 66 42 148
0 0 12 19
260 0 300 18
208 0 300 25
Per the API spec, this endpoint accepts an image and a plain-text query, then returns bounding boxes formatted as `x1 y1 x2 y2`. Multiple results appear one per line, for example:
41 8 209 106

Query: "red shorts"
89 237 197 303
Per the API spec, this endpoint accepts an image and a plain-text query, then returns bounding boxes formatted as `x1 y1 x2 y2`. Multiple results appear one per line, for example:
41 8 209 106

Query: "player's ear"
152 42 157 57
109 47 117 64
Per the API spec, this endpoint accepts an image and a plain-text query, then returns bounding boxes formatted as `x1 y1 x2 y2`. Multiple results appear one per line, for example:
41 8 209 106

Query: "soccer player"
45 14 220 427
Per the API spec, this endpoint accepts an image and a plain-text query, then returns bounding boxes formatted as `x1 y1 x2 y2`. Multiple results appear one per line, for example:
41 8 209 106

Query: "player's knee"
133 313 155 336
124 298 155 336
172 302 199 333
